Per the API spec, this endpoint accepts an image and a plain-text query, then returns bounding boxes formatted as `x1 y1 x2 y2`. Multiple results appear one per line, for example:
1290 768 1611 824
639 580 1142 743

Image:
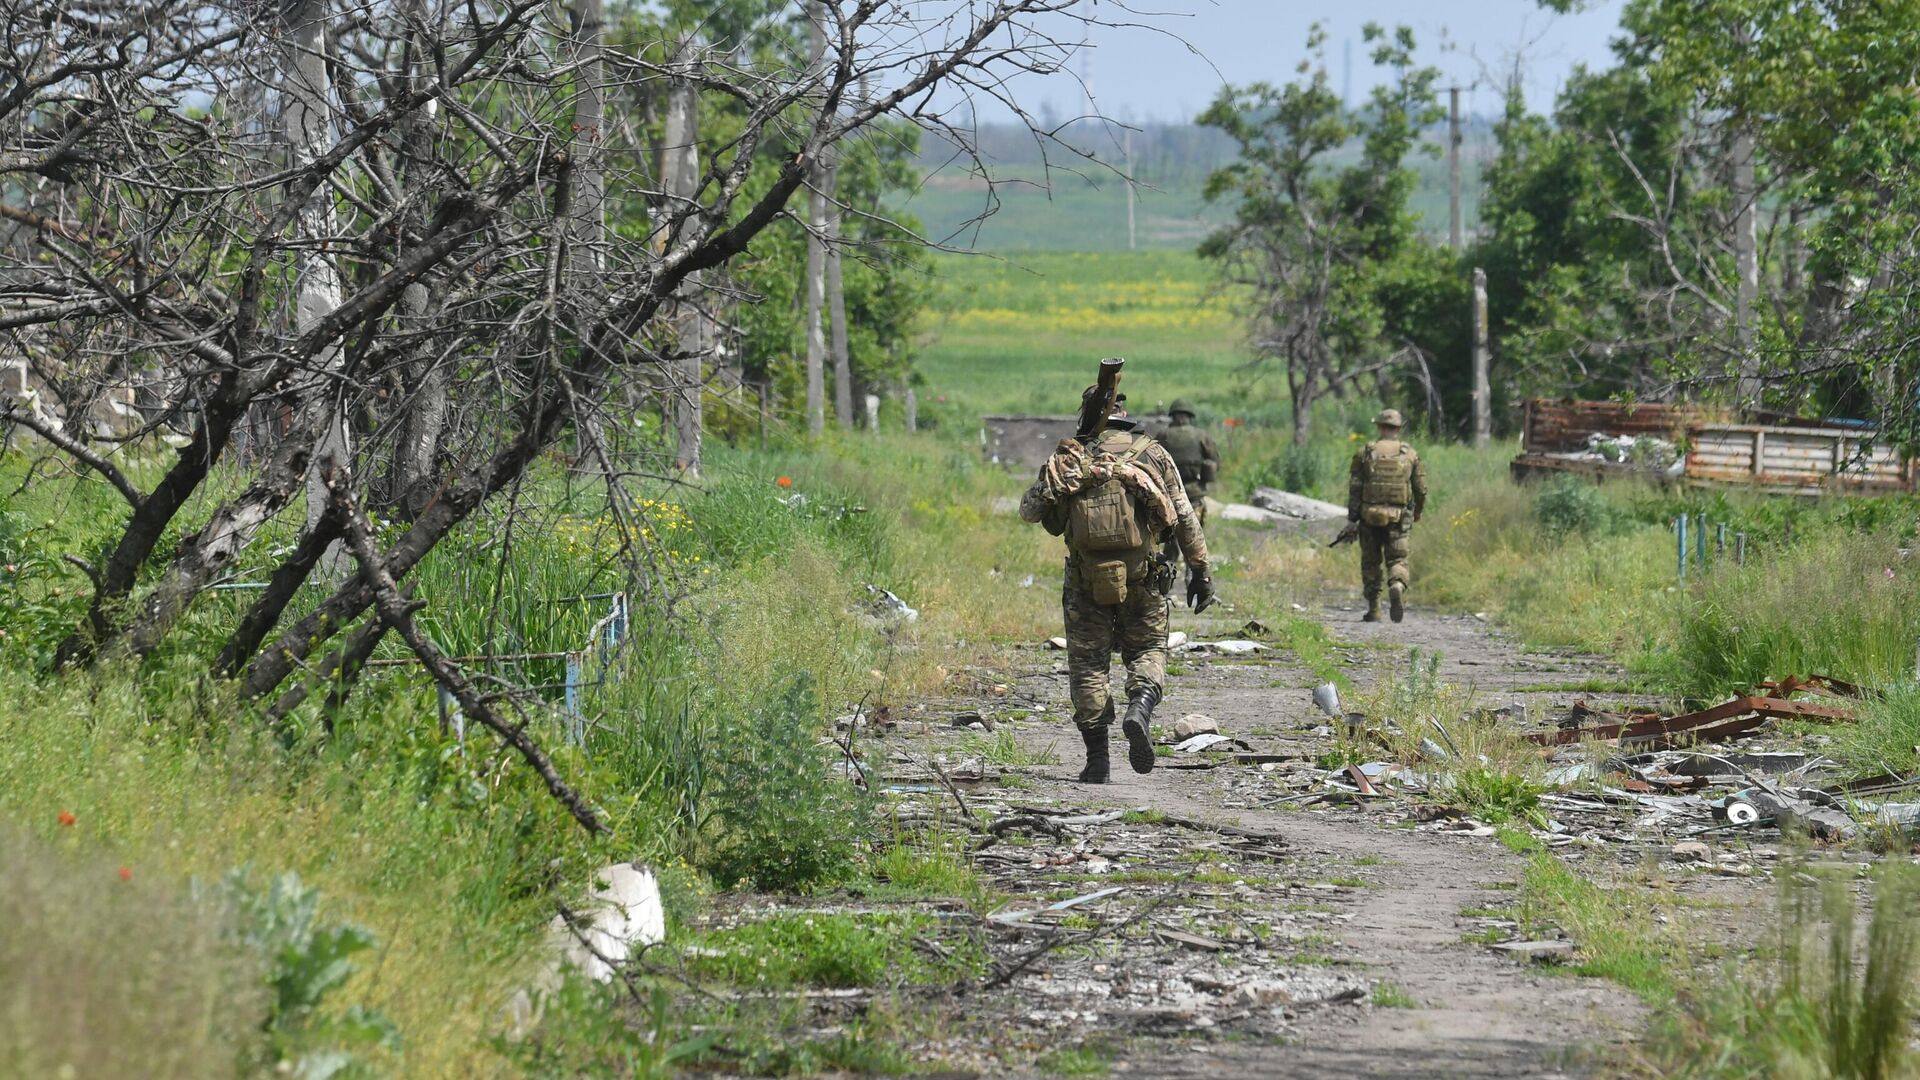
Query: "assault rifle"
1074 356 1126 442
1328 521 1360 547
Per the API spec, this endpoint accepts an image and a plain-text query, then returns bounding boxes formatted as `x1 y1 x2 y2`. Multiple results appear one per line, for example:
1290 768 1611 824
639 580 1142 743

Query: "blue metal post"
1695 513 1709 570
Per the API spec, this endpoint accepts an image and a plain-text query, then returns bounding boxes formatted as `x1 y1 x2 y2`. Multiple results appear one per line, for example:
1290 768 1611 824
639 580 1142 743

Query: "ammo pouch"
1078 548 1149 605
1361 504 1404 527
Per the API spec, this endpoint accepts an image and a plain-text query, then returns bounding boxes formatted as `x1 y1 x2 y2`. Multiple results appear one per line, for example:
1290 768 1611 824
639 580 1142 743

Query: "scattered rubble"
1248 487 1349 521
1173 714 1220 739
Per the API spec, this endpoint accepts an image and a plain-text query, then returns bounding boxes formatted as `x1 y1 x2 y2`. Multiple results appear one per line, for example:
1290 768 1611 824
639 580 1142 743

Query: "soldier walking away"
1347 408 1427 623
1021 367 1214 783
1154 400 1220 524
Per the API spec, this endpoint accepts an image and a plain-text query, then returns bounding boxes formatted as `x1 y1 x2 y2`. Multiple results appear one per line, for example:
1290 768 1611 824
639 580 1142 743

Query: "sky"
985 0 1630 125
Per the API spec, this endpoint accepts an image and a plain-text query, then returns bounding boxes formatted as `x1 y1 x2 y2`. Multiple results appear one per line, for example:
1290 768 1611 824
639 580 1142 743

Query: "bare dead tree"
0 0 1154 826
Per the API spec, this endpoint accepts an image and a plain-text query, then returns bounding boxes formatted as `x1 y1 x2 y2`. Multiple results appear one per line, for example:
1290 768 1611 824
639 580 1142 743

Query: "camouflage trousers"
1357 522 1411 599
1062 563 1170 731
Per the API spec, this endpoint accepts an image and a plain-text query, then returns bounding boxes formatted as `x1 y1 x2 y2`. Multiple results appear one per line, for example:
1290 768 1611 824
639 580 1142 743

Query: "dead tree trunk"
1472 267 1490 446
825 146 853 429
803 1 828 436
284 0 348 573
1732 126 1760 404
662 41 703 473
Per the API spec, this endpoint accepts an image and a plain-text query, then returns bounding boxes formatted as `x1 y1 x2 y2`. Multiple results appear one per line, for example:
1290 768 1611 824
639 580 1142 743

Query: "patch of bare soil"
850 594 1667 1078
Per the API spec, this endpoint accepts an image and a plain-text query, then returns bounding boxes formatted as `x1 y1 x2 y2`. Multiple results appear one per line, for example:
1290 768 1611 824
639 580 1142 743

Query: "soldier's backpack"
1157 424 1207 484
1066 433 1155 603
1360 439 1415 527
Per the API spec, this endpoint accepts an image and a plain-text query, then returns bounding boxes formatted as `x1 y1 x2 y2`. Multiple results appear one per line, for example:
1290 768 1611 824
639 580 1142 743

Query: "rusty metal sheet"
1528 677 1857 748
1521 399 1707 453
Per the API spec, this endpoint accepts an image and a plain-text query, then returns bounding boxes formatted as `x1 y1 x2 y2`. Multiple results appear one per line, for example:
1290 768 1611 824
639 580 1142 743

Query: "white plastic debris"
865 584 919 622
1167 631 1188 649
1208 639 1265 655
553 863 665 982
1174 733 1234 753
1311 682 1342 718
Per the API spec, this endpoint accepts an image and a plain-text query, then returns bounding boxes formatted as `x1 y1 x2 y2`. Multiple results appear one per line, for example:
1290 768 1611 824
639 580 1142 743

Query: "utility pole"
1472 267 1491 447
1123 127 1136 251
1448 86 1463 254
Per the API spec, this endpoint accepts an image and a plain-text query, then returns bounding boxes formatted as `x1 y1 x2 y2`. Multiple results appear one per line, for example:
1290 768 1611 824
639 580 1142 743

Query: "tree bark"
284 0 349 573
803 2 828 436
661 39 703 473
1471 266 1490 446
826 145 853 428
1731 125 1760 403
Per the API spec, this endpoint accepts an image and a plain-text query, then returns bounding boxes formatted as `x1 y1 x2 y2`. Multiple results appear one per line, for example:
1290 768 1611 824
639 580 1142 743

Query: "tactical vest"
1066 432 1154 555
1360 440 1415 523
1065 432 1156 604
1157 424 1208 485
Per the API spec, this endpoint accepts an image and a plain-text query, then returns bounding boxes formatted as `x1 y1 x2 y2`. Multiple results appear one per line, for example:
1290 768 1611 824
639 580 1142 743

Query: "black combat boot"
1389 583 1406 623
1120 684 1161 774
1363 595 1382 622
1076 724 1110 784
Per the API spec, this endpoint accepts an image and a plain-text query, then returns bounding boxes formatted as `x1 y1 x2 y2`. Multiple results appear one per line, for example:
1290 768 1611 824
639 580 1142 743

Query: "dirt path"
894 591 1651 1077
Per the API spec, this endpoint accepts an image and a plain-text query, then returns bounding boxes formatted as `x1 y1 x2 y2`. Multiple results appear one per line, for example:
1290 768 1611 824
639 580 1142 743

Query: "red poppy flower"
57 811 76 827
1222 417 1243 428
776 476 793 488
118 867 132 881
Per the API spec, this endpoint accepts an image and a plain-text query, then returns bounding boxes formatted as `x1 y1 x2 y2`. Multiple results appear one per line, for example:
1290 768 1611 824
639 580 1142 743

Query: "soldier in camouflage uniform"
1153 400 1219 524
1020 389 1214 782
1348 408 1428 623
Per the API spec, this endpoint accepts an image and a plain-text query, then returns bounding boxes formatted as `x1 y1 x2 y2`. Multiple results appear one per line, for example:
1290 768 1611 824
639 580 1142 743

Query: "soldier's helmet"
1169 399 1197 418
1374 408 1404 428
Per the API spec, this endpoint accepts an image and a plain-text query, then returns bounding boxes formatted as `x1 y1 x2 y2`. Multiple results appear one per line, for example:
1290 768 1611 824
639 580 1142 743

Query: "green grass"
916 250 1255 419
680 912 982 989
959 725 1062 767
1642 863 1920 1080
1520 854 1676 1002
1035 1043 1114 1077
1370 982 1418 1009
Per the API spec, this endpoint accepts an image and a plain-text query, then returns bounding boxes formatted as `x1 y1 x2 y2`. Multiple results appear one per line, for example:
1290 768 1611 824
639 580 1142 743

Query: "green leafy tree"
1198 23 1445 444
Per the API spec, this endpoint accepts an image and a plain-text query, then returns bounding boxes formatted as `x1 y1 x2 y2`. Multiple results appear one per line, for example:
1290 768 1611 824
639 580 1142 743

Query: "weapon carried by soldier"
1328 521 1360 548
1074 356 1125 442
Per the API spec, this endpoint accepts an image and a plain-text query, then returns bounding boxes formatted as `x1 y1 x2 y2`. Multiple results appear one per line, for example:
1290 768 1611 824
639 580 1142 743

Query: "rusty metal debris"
1527 675 1860 748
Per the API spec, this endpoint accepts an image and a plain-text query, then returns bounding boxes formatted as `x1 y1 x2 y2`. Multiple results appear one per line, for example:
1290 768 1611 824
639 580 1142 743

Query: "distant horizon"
925 0 1628 128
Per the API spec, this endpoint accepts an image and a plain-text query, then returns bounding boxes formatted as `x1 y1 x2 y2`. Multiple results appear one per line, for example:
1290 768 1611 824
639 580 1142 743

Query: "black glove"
1185 566 1216 613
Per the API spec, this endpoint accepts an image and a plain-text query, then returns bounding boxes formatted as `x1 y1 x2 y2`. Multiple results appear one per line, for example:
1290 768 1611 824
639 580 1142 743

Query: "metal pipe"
1735 531 1748 567
1677 515 1688 582
1696 513 1709 570
1716 522 1727 557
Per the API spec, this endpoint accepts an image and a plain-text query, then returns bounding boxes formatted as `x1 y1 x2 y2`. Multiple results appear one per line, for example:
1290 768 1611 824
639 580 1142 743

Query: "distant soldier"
1347 408 1428 623
1154 400 1220 523
1021 379 1214 783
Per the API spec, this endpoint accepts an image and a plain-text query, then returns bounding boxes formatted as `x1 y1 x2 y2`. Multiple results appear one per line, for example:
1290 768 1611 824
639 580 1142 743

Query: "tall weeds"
1649 862 1920 1080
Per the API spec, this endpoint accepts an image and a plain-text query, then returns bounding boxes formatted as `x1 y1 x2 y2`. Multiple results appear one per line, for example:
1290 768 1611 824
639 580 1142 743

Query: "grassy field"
915 249 1267 420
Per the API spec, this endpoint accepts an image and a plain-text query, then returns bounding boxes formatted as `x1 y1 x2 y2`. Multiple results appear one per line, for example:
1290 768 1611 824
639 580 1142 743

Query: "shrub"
1533 476 1616 538
699 674 867 893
